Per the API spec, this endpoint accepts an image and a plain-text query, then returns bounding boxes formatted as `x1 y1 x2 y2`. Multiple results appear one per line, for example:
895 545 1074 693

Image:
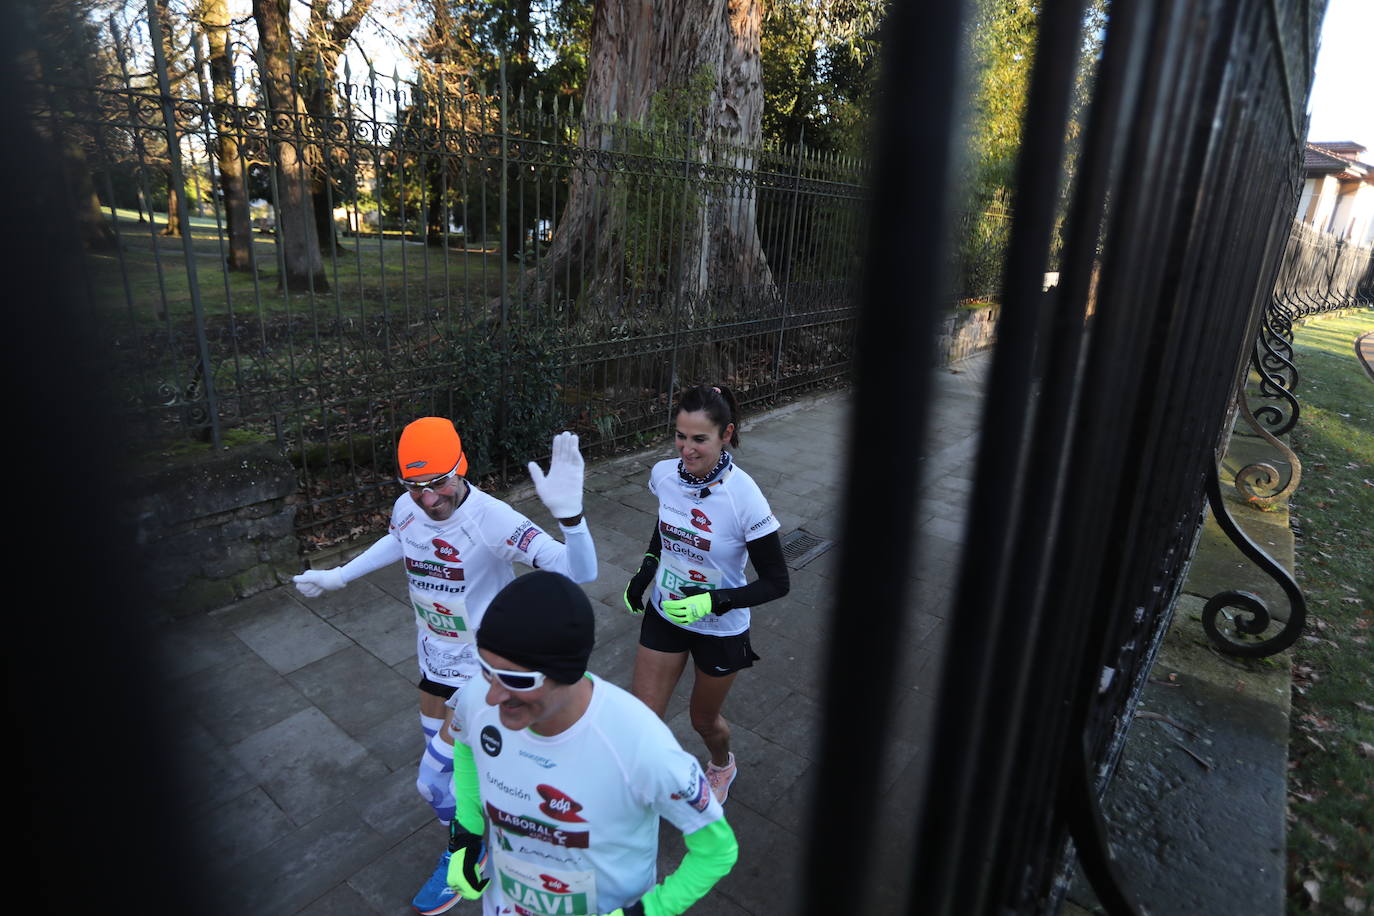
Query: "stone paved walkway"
174 353 991 915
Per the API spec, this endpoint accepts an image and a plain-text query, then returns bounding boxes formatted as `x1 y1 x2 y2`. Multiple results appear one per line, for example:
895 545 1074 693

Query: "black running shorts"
638 606 760 677
418 674 459 699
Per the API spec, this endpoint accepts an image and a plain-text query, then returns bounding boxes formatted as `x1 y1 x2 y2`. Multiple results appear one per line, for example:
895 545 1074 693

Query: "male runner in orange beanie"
293 418 596 912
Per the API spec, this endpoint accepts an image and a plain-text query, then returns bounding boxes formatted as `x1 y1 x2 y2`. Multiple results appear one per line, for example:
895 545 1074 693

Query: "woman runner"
623 384 790 803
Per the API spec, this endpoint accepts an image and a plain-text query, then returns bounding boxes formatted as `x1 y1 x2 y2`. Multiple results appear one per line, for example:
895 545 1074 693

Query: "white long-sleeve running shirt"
340 485 597 687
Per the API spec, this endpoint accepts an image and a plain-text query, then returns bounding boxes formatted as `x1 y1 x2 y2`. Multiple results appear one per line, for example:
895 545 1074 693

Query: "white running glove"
528 431 584 520
292 567 346 598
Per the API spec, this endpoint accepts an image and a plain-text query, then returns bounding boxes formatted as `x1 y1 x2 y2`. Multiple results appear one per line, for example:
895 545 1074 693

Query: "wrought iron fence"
1274 219 1374 320
805 0 1329 913
31 22 868 547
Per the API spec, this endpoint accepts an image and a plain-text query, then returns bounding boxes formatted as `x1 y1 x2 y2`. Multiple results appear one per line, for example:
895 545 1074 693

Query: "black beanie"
477 571 595 684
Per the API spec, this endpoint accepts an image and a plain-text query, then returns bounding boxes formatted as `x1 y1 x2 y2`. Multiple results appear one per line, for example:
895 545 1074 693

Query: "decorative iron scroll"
1233 388 1302 509
1257 310 1297 389
1251 343 1301 437
1201 468 1307 657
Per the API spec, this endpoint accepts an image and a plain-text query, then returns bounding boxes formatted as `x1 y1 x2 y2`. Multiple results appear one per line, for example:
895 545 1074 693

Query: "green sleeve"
452 740 485 836
641 818 738 916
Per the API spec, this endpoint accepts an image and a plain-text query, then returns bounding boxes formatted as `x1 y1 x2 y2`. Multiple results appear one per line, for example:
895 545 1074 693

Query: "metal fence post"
773 130 805 397
498 53 510 479
665 120 694 427
146 0 221 448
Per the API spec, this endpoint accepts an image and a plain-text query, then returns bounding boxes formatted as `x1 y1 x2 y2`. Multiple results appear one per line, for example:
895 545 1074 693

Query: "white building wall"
1296 179 1316 224
1326 181 1374 246
1311 176 1340 233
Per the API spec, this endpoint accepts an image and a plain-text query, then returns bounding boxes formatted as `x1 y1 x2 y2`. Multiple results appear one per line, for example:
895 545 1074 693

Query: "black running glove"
444 823 489 899
624 553 658 615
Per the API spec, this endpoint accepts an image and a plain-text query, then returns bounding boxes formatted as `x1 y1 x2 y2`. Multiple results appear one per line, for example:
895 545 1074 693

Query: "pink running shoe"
706 753 737 804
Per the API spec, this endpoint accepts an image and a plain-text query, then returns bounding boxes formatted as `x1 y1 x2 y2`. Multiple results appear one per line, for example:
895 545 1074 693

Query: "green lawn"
87 209 517 330
1284 309 1374 913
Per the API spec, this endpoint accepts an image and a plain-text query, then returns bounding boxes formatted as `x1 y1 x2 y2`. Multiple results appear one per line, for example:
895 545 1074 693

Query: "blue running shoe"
412 850 460 915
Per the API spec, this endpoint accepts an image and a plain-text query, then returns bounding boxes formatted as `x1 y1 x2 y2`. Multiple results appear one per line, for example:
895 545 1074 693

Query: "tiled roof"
1305 142 1373 177
1312 140 1368 157
1305 146 1349 171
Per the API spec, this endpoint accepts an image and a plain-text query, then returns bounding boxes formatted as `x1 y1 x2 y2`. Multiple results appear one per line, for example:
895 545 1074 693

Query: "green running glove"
444 825 489 900
599 903 646 916
661 589 715 625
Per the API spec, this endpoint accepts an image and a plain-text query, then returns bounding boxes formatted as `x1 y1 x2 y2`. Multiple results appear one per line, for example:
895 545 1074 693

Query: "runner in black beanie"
437 570 740 916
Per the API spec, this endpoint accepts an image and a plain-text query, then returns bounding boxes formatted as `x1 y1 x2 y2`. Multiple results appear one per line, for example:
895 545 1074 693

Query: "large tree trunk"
518 0 774 317
154 0 184 240
706 0 771 297
301 0 373 255
57 133 116 248
204 0 253 270
162 179 182 236
252 0 327 291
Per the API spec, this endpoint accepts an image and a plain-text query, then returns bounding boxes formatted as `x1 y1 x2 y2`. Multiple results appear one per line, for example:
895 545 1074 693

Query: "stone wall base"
128 442 299 616
940 303 1000 363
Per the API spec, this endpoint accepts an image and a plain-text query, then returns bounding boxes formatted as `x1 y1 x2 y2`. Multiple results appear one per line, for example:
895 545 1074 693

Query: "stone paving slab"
219 591 355 675
229 706 390 826
184 651 314 746
287 646 418 736
356 704 427 773
328 599 421 669
179 356 992 914
156 612 256 682
217 803 394 915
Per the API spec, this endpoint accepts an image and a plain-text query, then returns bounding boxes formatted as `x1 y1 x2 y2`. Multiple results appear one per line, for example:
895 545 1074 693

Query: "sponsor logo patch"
659 520 712 552
396 513 416 532
671 766 712 813
749 514 777 532
486 772 532 800
486 802 589 848
690 508 712 532
513 844 579 866
480 725 503 757
663 540 708 564
409 580 465 595
414 600 467 637
406 557 465 581
433 539 461 562
406 460 428 470
519 750 558 770
539 875 571 893
506 521 542 553
661 566 716 595
670 763 714 813
536 785 586 823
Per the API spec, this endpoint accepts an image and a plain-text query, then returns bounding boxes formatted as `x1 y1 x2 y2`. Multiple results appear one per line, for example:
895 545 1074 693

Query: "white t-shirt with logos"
388 485 585 688
453 673 725 915
647 459 781 636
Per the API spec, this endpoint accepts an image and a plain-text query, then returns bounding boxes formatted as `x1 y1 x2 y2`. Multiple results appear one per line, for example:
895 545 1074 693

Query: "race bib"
420 639 476 685
493 849 596 916
410 589 474 643
658 561 722 600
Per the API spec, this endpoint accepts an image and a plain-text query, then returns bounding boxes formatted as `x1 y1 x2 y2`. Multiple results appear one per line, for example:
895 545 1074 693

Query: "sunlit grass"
87 211 515 329
1284 308 1374 913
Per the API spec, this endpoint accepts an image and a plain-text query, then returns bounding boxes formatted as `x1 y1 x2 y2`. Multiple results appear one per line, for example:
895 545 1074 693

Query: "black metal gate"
807 0 1326 913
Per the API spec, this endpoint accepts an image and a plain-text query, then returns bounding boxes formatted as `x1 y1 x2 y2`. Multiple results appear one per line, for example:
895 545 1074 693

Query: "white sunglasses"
397 457 464 494
478 657 546 692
